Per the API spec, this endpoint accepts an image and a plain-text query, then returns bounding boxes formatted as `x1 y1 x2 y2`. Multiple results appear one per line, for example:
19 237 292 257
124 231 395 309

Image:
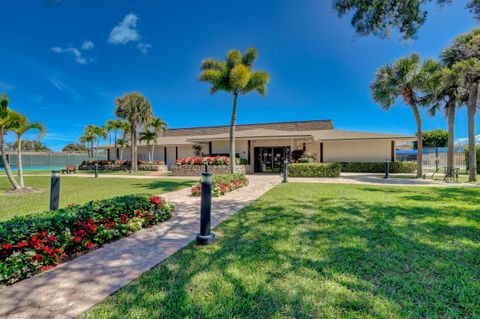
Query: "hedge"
464 147 480 174
288 163 341 177
339 162 417 173
191 174 249 197
0 194 174 286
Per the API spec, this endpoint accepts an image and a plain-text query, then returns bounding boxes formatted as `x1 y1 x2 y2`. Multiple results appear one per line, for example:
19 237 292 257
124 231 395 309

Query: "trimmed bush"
0 194 174 286
288 163 341 177
339 162 416 173
191 174 249 197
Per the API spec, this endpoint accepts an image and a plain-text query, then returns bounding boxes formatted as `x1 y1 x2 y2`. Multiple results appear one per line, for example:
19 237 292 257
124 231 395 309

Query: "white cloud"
108 13 141 45
137 42 152 55
81 41 94 50
455 135 480 145
108 13 152 54
50 41 95 64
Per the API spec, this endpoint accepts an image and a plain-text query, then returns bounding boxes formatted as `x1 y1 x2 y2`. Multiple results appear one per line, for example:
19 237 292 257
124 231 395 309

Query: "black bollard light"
196 168 216 245
384 160 390 179
94 163 99 178
50 171 61 211
283 159 288 183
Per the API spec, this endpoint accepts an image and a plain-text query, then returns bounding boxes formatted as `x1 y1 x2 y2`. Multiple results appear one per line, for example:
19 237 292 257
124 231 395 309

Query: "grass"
0 176 195 221
85 183 480 319
77 170 158 176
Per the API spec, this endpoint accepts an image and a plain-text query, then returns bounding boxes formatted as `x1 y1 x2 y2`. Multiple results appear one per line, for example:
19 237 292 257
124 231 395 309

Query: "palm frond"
241 48 258 67
241 71 270 95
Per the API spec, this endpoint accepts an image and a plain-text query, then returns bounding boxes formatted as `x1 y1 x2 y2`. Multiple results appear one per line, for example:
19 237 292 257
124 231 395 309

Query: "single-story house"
103 120 414 173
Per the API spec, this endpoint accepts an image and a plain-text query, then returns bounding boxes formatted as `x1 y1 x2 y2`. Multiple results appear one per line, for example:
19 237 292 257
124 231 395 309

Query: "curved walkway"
0 176 280 319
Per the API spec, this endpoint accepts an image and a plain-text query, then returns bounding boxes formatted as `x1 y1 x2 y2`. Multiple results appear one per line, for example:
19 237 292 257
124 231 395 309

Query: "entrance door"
254 146 290 173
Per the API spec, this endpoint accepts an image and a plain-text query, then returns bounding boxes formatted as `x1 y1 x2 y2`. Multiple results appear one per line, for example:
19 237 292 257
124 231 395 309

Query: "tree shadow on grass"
85 186 480 319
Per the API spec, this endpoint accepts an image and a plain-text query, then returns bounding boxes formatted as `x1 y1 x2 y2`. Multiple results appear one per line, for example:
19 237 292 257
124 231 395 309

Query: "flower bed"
0 194 174 286
175 156 229 166
171 164 246 176
191 174 249 197
79 160 167 172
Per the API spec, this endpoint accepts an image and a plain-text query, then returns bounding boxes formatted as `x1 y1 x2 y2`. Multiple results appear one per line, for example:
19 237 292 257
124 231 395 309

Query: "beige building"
105 120 414 173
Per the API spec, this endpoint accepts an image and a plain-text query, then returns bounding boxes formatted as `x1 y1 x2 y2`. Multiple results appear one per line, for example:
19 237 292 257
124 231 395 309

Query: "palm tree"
370 53 439 178
117 138 129 160
421 66 462 178
105 119 122 159
82 126 97 160
0 93 7 119
91 125 108 160
13 116 46 187
441 28 480 181
115 93 153 172
199 48 270 173
150 117 167 162
0 109 24 190
139 130 156 162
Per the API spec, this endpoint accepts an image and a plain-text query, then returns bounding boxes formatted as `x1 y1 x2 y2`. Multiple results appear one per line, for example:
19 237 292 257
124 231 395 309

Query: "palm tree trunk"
151 144 155 162
120 147 124 160
17 137 25 188
0 129 20 190
411 105 423 178
130 129 135 171
446 100 455 178
229 92 238 174
468 82 478 182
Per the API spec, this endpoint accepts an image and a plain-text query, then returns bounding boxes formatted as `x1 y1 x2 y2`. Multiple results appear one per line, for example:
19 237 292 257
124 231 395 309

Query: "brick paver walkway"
0 175 281 319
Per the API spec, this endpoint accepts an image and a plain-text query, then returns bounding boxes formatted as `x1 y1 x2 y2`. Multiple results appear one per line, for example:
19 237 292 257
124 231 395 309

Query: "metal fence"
0 152 107 171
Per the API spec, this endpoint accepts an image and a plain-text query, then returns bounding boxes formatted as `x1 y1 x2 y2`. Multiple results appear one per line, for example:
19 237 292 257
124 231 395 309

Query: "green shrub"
339 162 416 173
297 158 314 163
288 163 341 177
0 194 174 286
464 147 480 173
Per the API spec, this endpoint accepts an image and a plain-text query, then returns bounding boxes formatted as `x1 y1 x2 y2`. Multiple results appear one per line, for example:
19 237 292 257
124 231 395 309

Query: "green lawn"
0 176 195 221
86 183 480 319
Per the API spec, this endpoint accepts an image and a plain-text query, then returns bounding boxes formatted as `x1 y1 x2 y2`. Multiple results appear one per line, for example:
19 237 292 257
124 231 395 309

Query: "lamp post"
94 163 99 178
196 167 215 245
283 159 288 183
50 171 60 211
384 159 390 179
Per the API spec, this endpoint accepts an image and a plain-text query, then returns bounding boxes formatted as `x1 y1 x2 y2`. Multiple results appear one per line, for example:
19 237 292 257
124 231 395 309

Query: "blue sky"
1 0 478 150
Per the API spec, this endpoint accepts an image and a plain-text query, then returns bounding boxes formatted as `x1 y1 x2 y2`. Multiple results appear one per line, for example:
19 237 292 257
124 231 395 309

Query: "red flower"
30 235 38 242
87 241 94 249
74 236 82 243
47 235 57 242
34 254 41 261
54 248 62 254
38 231 47 238
120 214 129 224
41 266 48 271
87 224 97 232
17 241 28 248
2 243 12 250
44 246 53 255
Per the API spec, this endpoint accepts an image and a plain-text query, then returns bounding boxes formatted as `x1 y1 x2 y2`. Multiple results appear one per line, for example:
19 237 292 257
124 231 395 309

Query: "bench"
61 165 76 174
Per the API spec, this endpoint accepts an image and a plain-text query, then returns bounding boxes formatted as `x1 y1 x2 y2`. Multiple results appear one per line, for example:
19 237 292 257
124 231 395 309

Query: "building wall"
322 140 393 162
211 140 249 159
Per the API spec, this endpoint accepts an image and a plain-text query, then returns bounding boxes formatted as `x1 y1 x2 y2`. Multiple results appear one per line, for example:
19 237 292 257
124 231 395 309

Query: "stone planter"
170 165 247 176
79 164 168 172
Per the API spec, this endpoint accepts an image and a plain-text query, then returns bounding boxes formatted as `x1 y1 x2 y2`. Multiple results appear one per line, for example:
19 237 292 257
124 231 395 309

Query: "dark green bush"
297 158 314 163
464 147 480 173
288 163 341 177
339 162 416 173
0 194 174 285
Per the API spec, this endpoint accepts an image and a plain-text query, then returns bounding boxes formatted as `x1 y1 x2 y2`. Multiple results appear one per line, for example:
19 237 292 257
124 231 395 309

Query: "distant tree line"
412 129 448 150
6 139 50 152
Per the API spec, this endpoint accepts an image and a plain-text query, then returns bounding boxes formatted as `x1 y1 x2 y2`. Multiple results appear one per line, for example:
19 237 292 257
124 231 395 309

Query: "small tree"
150 117 167 163
105 119 122 159
0 109 24 190
139 130 156 162
13 116 46 188
199 48 270 173
115 93 153 172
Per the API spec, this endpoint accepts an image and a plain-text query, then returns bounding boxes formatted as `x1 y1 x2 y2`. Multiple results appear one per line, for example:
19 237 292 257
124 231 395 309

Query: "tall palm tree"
370 53 439 178
421 66 462 178
13 116 46 187
150 116 167 162
91 125 108 160
82 125 98 160
0 93 7 119
105 119 123 159
0 109 24 190
199 48 270 173
442 28 480 181
115 93 153 172
117 138 129 160
139 130 156 162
